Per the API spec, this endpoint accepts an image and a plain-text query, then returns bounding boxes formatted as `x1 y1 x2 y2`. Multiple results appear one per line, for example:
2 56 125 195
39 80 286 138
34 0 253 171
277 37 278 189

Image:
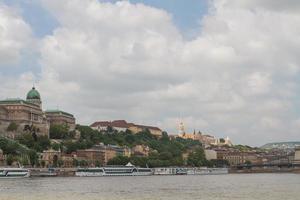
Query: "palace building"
45 110 76 131
177 121 233 147
0 87 76 137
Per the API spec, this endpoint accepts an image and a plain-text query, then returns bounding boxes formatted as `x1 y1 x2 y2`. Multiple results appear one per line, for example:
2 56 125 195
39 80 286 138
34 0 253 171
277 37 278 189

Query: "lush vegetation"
73 125 208 167
6 122 18 132
0 137 39 166
0 124 213 167
49 124 75 139
17 133 51 152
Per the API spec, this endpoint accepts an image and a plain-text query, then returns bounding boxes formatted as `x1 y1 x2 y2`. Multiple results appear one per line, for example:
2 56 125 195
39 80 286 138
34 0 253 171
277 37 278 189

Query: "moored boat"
187 167 228 175
76 163 153 177
0 168 30 178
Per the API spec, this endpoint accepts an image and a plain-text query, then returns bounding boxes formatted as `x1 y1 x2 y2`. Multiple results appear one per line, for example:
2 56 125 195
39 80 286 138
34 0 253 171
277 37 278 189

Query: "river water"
0 174 299 200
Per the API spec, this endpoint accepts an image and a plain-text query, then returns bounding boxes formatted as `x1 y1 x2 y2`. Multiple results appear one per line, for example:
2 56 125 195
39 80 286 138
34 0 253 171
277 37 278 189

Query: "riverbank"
27 167 300 177
229 167 300 174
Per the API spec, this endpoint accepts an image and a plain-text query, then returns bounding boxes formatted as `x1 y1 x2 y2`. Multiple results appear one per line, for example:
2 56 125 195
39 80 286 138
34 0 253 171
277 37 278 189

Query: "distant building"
294 147 300 164
204 149 217 160
0 87 49 137
61 154 75 168
132 145 150 157
90 120 162 137
41 149 61 167
90 120 132 132
45 110 76 131
76 149 104 166
0 86 76 138
76 144 132 166
223 152 245 166
176 121 232 147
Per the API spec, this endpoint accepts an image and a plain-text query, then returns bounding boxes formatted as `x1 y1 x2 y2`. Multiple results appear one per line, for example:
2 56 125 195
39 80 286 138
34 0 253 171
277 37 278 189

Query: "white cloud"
0 4 32 65
2 0 300 146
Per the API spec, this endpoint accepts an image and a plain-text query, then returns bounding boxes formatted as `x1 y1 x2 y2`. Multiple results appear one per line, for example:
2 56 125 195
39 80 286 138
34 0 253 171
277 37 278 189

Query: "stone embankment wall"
229 167 299 174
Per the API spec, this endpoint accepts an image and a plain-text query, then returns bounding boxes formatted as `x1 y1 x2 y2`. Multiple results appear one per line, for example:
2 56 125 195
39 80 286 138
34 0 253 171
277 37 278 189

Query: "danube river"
0 174 299 200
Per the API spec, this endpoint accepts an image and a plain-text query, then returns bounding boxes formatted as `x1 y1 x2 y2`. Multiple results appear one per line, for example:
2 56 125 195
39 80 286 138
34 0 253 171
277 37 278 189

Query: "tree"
58 159 64 167
50 124 69 139
187 148 207 167
53 155 58 167
51 143 61 151
107 155 130 166
79 160 88 167
95 160 101 167
7 122 18 132
17 134 50 152
28 150 38 167
6 154 15 166
73 159 79 167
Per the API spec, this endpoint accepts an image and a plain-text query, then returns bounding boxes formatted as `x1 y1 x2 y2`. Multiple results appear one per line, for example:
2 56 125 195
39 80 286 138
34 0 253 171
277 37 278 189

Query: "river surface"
0 174 299 200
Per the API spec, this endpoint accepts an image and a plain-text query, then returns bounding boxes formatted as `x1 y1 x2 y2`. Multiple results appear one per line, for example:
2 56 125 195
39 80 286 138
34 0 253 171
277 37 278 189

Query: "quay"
27 166 300 177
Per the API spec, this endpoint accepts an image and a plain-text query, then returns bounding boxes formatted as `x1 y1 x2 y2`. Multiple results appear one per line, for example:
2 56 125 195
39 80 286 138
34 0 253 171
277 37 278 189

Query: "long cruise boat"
0 168 30 178
76 163 153 177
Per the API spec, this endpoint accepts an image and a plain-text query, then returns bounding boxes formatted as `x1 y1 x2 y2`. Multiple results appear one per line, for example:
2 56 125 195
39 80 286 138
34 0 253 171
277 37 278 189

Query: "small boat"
76 162 153 177
0 168 30 178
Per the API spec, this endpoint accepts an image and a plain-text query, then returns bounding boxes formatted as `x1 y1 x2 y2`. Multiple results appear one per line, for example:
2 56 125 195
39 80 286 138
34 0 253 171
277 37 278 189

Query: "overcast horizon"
1 0 300 146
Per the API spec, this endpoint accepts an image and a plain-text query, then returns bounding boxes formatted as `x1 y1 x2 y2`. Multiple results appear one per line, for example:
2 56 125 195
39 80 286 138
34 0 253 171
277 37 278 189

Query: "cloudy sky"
1 0 300 146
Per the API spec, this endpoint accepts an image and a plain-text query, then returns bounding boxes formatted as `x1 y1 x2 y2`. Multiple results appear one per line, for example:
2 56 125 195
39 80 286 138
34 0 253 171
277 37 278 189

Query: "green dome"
26 87 41 100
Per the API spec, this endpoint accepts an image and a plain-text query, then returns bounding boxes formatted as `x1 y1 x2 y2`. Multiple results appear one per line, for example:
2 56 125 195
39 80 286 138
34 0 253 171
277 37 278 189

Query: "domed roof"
26 87 41 100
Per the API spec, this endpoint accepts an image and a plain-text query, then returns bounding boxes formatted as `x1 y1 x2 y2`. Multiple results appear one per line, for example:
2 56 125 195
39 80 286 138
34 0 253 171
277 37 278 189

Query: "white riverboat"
187 168 228 175
76 163 153 177
0 168 30 178
154 167 228 175
154 167 188 175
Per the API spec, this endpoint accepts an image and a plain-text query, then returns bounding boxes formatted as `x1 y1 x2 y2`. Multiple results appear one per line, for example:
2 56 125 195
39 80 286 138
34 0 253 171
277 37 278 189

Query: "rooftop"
0 98 40 108
45 109 74 117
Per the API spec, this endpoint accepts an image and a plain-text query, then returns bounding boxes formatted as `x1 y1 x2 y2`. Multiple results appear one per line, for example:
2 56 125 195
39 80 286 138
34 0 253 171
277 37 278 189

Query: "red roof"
90 121 110 127
111 120 130 128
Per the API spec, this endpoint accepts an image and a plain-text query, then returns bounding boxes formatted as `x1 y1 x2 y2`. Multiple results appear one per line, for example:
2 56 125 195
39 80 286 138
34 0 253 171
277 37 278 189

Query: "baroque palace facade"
0 87 75 137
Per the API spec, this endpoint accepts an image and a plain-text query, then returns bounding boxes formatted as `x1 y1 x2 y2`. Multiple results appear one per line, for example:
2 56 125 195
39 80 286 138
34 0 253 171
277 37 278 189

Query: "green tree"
7 122 18 132
50 124 69 139
187 148 207 167
6 154 15 166
53 155 58 167
73 159 79 167
58 159 64 167
107 155 130 166
28 150 38 167
51 143 61 151
95 160 101 167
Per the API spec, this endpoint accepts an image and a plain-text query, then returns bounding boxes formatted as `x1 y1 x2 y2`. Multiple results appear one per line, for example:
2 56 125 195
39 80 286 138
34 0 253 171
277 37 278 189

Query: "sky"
0 0 300 146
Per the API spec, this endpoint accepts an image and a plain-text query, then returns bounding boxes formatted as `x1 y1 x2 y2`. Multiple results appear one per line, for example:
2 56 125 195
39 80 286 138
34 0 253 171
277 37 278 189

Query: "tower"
178 121 185 135
26 87 42 108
